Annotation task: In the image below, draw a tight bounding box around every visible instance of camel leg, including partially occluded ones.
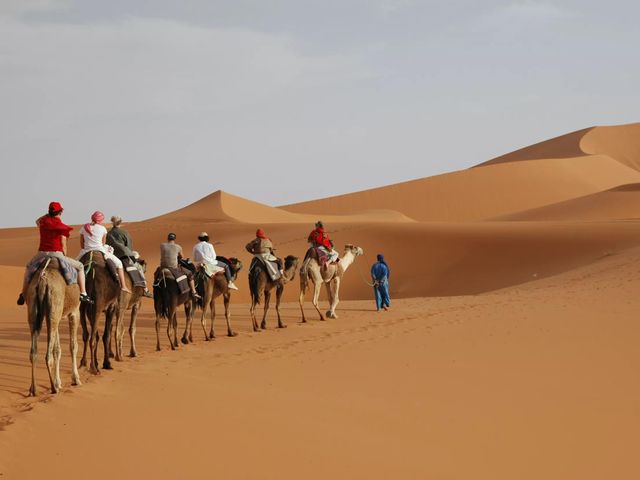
[209,299,216,339]
[328,278,340,319]
[80,304,89,368]
[312,280,325,321]
[102,308,114,370]
[276,286,287,329]
[129,304,139,357]
[115,305,126,362]
[29,330,39,396]
[299,279,307,323]
[68,310,82,386]
[200,299,210,341]
[181,302,192,344]
[89,315,100,375]
[173,311,179,348]
[260,291,271,330]
[28,305,41,396]
[44,315,57,393]
[249,299,259,332]
[324,282,334,319]
[167,310,177,350]
[155,313,162,351]
[224,293,236,337]
[53,327,63,392]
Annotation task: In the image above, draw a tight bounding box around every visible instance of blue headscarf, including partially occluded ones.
[377,253,390,278]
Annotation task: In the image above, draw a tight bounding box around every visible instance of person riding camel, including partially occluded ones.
[106,215,152,297]
[160,233,200,298]
[301,221,339,274]
[77,211,131,293]
[308,221,339,262]
[192,232,239,290]
[17,201,93,305]
[245,228,283,281]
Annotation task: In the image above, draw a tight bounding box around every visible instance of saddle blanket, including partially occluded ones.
[155,267,191,295]
[249,255,281,281]
[25,252,78,286]
[123,258,147,287]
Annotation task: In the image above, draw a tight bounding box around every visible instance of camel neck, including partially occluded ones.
[283,264,297,282]
[339,251,355,272]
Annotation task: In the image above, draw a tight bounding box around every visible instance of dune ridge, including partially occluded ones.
[495,183,640,221]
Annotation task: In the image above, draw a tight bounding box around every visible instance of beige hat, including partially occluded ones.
[199,232,209,238]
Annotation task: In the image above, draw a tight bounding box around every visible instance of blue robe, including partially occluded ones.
[371,261,390,310]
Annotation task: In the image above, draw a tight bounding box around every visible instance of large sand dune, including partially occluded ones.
[2,122,640,479]
[281,124,640,221]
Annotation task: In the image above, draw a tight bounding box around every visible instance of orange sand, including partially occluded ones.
[1,123,639,479]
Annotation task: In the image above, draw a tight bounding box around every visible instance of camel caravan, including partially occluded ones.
[20,204,363,396]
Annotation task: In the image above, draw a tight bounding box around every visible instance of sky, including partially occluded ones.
[1,0,639,227]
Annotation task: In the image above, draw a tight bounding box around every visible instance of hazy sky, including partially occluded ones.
[1,0,639,227]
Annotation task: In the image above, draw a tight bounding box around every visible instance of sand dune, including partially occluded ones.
[580,124,640,171]
[2,122,640,479]
[282,123,640,222]
[154,190,415,224]
[282,154,640,221]
[477,122,640,169]
[497,183,640,221]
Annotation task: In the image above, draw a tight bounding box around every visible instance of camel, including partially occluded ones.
[194,257,243,340]
[249,255,298,331]
[299,244,363,322]
[79,251,121,374]
[26,257,81,396]
[153,268,194,350]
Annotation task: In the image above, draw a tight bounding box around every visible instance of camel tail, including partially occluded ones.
[249,268,261,306]
[33,283,49,334]
[193,272,205,310]
[153,285,171,320]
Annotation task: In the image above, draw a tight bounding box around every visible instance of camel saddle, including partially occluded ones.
[26,254,78,286]
[304,247,337,268]
[249,256,281,282]
[153,266,191,295]
[122,257,147,287]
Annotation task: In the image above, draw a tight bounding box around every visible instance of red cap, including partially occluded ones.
[48,201,63,214]
[256,228,267,239]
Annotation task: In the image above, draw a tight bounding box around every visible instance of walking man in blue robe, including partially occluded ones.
[371,253,391,311]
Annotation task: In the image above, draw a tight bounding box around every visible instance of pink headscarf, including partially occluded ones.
[84,211,105,235]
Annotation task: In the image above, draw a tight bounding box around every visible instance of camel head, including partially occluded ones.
[343,244,364,257]
[284,255,299,281]
[284,255,299,270]
[228,257,243,274]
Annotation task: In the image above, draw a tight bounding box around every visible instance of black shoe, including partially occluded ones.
[16,293,25,306]
[80,293,94,304]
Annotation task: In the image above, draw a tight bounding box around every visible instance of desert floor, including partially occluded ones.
[1,245,639,479]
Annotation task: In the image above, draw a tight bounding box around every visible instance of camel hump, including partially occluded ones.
[79,250,107,267]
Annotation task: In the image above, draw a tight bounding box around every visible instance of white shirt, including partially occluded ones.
[192,241,217,266]
[80,223,108,251]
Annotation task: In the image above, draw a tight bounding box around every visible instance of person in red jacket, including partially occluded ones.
[307,221,333,250]
[304,221,339,270]
[17,202,93,305]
